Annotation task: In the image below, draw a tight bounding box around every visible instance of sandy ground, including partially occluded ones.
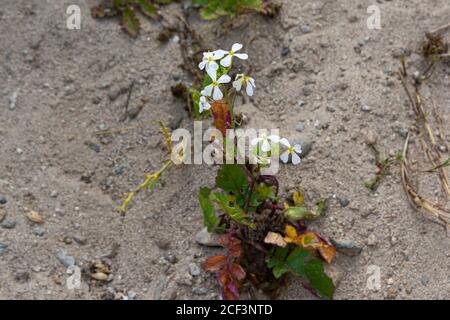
[0,0,449,299]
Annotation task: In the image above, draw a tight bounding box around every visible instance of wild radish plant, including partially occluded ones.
[120,43,337,299]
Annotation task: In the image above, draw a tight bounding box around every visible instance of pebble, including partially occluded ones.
[189,263,201,276]
[300,25,311,34]
[87,142,101,153]
[295,122,305,132]
[392,121,409,138]
[0,195,7,204]
[364,130,378,145]
[56,249,75,268]
[15,271,30,283]
[50,190,59,198]
[338,197,350,207]
[195,228,221,247]
[0,243,8,254]
[192,287,208,295]
[73,235,87,245]
[0,208,6,222]
[330,239,363,256]
[1,219,16,229]
[326,105,336,113]
[367,234,378,246]
[9,89,19,110]
[361,104,371,112]
[164,252,178,264]
[33,226,45,237]
[420,275,429,286]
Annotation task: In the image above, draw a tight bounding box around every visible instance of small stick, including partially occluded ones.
[427,22,450,36]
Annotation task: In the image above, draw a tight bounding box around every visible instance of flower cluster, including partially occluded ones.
[198,43,256,113]
[251,135,302,165]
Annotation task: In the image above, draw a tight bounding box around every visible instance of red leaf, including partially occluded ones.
[211,100,232,137]
[217,270,239,300]
[229,263,246,281]
[203,255,227,272]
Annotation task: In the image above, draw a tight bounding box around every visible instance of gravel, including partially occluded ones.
[0,195,7,204]
[1,219,16,229]
[330,239,363,256]
[56,249,75,268]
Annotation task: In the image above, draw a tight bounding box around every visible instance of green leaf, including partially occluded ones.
[215,164,248,194]
[239,0,263,8]
[284,199,325,221]
[155,0,172,4]
[304,259,335,299]
[198,187,219,232]
[137,0,158,18]
[211,193,254,228]
[199,7,219,20]
[283,207,319,220]
[267,247,334,299]
[121,7,140,37]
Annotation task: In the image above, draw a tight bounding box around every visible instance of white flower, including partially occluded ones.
[251,134,280,152]
[233,73,256,96]
[280,138,302,165]
[201,68,231,101]
[199,96,211,113]
[198,52,219,72]
[214,43,248,68]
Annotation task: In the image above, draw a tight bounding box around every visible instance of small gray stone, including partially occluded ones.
[9,89,19,110]
[0,243,8,254]
[330,239,363,256]
[195,227,221,247]
[0,195,7,204]
[295,122,305,132]
[189,263,201,276]
[127,290,137,300]
[56,249,75,267]
[392,121,409,138]
[338,197,350,207]
[15,271,30,283]
[420,275,429,286]
[326,105,336,113]
[300,25,311,34]
[361,104,371,112]
[50,190,59,198]
[87,142,101,153]
[1,219,16,229]
[33,226,45,237]
[192,286,208,295]
[367,234,378,246]
[73,235,87,245]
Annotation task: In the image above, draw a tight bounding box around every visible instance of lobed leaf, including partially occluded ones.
[198,187,220,232]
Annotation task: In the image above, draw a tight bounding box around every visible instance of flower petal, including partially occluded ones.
[251,137,260,146]
[261,140,271,152]
[268,135,280,143]
[220,54,232,67]
[206,61,219,72]
[293,144,302,154]
[246,83,254,96]
[279,138,291,148]
[234,53,248,60]
[292,153,301,165]
[217,74,231,84]
[202,84,213,97]
[233,80,242,91]
[280,151,289,163]
[213,87,223,100]
[206,68,217,81]
[198,60,206,70]
[232,43,243,52]
[213,49,227,59]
